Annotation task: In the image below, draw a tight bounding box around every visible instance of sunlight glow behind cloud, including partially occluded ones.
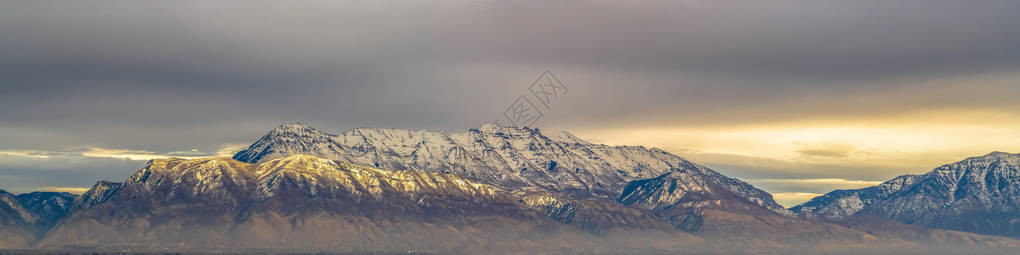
[37,186,91,194]
[570,108,1020,204]
[0,143,249,162]
[751,178,882,186]
[771,192,824,207]
[81,148,199,161]
[0,150,56,159]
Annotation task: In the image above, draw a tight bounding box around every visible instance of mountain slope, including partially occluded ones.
[791,174,919,219]
[792,152,1020,237]
[0,190,35,248]
[619,168,791,231]
[0,151,1013,252]
[39,154,700,253]
[0,190,33,225]
[614,168,917,250]
[232,124,787,214]
[15,192,77,229]
[71,180,122,211]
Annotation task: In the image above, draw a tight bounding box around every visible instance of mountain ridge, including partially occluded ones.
[37,154,706,253]
[792,151,1020,237]
[232,123,789,215]
[0,189,78,249]
[36,153,1017,253]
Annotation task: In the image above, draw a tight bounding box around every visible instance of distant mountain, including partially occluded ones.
[0,189,35,248]
[0,190,77,248]
[233,124,788,215]
[0,190,33,225]
[71,180,121,211]
[39,154,700,253]
[15,192,76,228]
[619,167,791,231]
[613,169,907,248]
[791,175,919,220]
[792,152,1020,237]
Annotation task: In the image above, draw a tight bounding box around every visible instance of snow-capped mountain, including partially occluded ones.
[791,174,919,219]
[72,181,121,211]
[39,154,700,253]
[232,124,787,214]
[618,166,793,231]
[792,152,1020,237]
[38,153,1008,253]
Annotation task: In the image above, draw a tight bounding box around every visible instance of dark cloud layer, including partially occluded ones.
[0,155,142,193]
[2,0,1020,192]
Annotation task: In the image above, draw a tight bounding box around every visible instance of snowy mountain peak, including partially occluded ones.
[73,180,122,210]
[984,151,1015,157]
[618,164,789,218]
[791,174,920,219]
[477,123,529,133]
[232,124,786,216]
[544,130,591,145]
[975,151,1019,162]
[262,123,325,138]
[257,123,314,138]
[477,123,500,132]
[271,123,316,132]
[792,152,1020,237]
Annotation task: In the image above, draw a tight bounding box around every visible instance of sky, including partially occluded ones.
[2,0,1020,207]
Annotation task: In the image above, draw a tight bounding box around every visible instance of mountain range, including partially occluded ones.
[233,124,788,215]
[36,155,707,253]
[0,190,75,248]
[0,123,1017,254]
[792,151,1020,237]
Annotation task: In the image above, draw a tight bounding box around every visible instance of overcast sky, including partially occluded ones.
[2,0,1019,206]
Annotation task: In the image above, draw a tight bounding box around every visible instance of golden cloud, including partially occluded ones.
[37,186,91,194]
[0,150,57,158]
[771,192,823,208]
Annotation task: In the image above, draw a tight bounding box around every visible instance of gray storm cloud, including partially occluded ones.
[1,0,1019,192]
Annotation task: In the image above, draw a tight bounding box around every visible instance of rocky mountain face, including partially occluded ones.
[0,190,35,249]
[791,174,919,219]
[0,190,32,225]
[233,124,787,215]
[0,190,77,248]
[15,192,77,228]
[71,180,122,211]
[619,168,791,231]
[39,154,702,253]
[612,168,910,249]
[792,152,1020,237]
